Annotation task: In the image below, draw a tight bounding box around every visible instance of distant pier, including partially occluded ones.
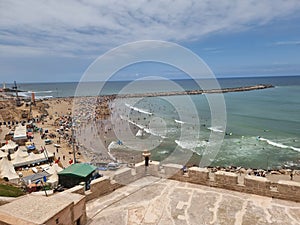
[113,84,274,99]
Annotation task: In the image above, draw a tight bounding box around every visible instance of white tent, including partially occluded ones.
[47,171,59,188]
[46,164,63,188]
[12,151,54,167]
[0,157,19,183]
[47,163,63,175]
[0,151,7,158]
[11,150,30,167]
[11,149,28,160]
[13,125,27,141]
[0,140,18,152]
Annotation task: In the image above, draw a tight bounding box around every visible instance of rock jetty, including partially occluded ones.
[114,84,274,99]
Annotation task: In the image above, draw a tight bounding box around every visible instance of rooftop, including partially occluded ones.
[86,176,300,225]
[58,163,96,178]
[0,192,84,224]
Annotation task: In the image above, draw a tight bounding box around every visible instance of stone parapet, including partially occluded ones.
[148,161,160,177]
[244,175,271,195]
[84,162,300,203]
[275,180,300,202]
[188,167,209,184]
[65,185,85,195]
[86,176,123,201]
[214,171,238,189]
[135,162,147,179]
[113,167,136,185]
[163,164,185,180]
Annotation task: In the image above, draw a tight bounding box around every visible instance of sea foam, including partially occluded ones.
[207,127,224,133]
[175,139,207,150]
[258,137,300,153]
[125,103,153,116]
[175,119,185,124]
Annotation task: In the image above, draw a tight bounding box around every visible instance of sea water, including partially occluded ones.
[17,76,300,169]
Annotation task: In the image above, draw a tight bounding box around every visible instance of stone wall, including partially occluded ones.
[214,171,238,189]
[86,161,160,201]
[84,161,300,203]
[157,163,300,202]
[55,191,87,225]
[188,167,209,185]
[1,161,299,225]
[65,185,85,195]
[86,176,123,201]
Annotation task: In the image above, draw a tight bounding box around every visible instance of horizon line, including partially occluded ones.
[3,74,300,85]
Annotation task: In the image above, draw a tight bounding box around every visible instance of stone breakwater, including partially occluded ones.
[112,84,274,99]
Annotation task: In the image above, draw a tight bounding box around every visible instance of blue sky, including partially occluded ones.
[1,0,300,83]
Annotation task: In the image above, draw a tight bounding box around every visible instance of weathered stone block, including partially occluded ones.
[148,161,160,177]
[188,167,209,184]
[113,167,139,185]
[215,171,238,185]
[163,164,183,179]
[135,162,146,176]
[244,176,271,190]
[277,180,300,195]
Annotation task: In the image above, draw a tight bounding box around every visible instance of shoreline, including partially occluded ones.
[1,83,299,173]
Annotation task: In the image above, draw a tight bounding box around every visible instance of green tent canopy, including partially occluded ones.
[58,163,97,178]
[58,163,97,189]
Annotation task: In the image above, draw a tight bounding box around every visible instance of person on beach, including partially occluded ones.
[290,170,294,180]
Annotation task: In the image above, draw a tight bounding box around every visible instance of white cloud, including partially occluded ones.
[274,41,300,46]
[1,0,300,57]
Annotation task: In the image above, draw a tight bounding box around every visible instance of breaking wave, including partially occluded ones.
[175,119,185,124]
[258,137,300,153]
[120,115,166,139]
[125,103,153,116]
[175,139,208,150]
[207,126,224,133]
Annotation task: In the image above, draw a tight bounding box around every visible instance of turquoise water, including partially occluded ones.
[116,85,300,169]
[16,76,300,169]
[216,85,300,169]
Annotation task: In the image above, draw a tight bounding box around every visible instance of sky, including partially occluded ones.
[1,0,300,83]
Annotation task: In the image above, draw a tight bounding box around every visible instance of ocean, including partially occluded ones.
[16,76,300,169]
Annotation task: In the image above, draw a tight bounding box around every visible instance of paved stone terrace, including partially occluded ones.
[86,176,300,225]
